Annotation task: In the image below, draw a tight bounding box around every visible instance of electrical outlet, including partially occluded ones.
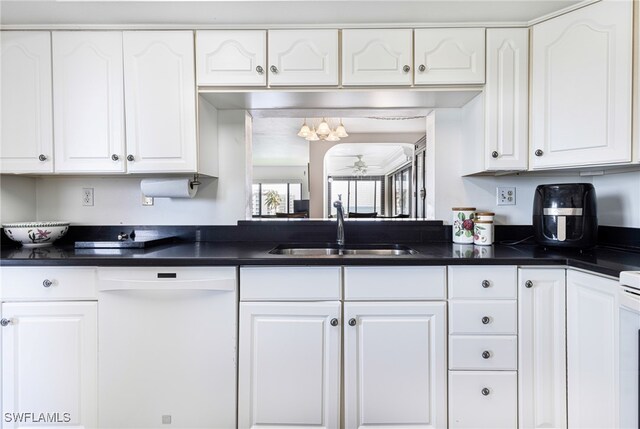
[82,188,94,206]
[497,186,516,205]
[142,194,154,206]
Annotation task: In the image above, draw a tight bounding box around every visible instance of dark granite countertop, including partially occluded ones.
[2,241,639,278]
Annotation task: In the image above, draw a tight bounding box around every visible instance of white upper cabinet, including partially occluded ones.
[342,29,413,86]
[196,30,266,86]
[123,31,197,173]
[531,0,633,169]
[414,28,485,85]
[52,32,125,173]
[268,29,338,86]
[485,28,528,171]
[0,31,53,173]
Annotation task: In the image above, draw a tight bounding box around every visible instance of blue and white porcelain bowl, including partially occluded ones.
[2,221,70,247]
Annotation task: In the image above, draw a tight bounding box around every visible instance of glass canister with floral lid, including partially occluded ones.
[452,207,476,243]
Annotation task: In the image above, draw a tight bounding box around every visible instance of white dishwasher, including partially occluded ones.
[97,267,237,429]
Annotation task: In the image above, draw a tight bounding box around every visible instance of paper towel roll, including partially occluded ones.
[140,178,198,199]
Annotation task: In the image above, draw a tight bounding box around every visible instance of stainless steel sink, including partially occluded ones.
[269,244,418,256]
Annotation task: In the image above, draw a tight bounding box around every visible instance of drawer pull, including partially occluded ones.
[482,350,491,359]
[481,316,491,324]
[0,318,12,327]
[481,280,490,288]
[42,279,53,288]
[330,318,339,327]
[525,280,533,288]
[348,318,357,326]
[481,387,490,396]
[157,273,177,279]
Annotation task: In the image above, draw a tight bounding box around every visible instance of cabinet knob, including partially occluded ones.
[42,279,53,288]
[535,149,544,157]
[481,387,491,396]
[481,316,491,325]
[270,65,278,74]
[481,280,490,288]
[330,318,339,327]
[491,151,499,158]
[38,154,47,162]
[111,154,120,161]
[348,318,357,326]
[403,65,411,73]
[525,280,533,288]
[256,65,264,75]
[127,154,135,162]
[0,318,12,327]
[418,64,426,72]
[482,350,491,359]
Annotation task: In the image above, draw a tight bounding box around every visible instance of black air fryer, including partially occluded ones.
[533,184,598,248]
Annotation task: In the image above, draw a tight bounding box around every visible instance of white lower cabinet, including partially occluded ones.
[238,301,341,429]
[344,302,447,429]
[1,301,98,429]
[518,268,567,429]
[448,371,517,428]
[567,270,619,429]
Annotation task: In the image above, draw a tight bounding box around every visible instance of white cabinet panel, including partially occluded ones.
[485,28,528,171]
[449,371,517,429]
[268,29,338,86]
[1,302,97,429]
[240,266,341,301]
[414,28,485,85]
[342,29,413,86]
[567,270,618,429]
[449,335,517,370]
[449,300,517,335]
[238,302,341,429]
[196,30,266,86]
[0,31,53,173]
[344,266,446,300]
[344,302,446,428]
[52,32,125,173]
[2,266,97,301]
[448,266,517,299]
[123,31,197,173]
[518,268,567,429]
[531,0,632,169]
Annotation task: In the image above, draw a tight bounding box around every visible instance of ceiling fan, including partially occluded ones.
[335,155,380,175]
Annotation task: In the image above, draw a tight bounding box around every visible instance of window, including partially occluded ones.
[252,183,303,217]
[327,176,384,217]
[390,165,411,216]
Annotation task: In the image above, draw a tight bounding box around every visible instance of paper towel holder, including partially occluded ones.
[190,174,201,188]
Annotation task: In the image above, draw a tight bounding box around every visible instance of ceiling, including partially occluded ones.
[0,0,586,27]
[252,116,425,167]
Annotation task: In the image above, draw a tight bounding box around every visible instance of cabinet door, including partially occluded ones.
[531,0,632,169]
[342,29,413,86]
[485,28,528,171]
[53,32,125,173]
[414,28,485,85]
[123,31,197,173]
[1,302,97,428]
[567,270,619,429]
[344,302,446,429]
[518,268,567,429]
[238,302,341,429]
[268,30,338,86]
[196,30,266,86]
[0,31,53,173]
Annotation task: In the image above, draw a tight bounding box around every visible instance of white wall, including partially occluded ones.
[31,110,248,226]
[593,171,640,228]
[0,175,37,223]
[253,165,309,199]
[433,109,592,225]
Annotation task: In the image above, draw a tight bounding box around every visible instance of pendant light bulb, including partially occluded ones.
[305,127,320,141]
[297,119,311,137]
[335,119,348,138]
[317,118,331,136]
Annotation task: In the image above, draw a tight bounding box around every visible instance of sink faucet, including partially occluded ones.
[333,198,345,247]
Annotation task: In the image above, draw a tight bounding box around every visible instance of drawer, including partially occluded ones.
[1,267,97,300]
[344,266,446,300]
[449,335,517,370]
[449,371,517,428]
[240,266,341,301]
[449,300,517,335]
[448,266,517,299]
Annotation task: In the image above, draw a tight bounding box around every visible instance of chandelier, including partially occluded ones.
[297,118,348,142]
